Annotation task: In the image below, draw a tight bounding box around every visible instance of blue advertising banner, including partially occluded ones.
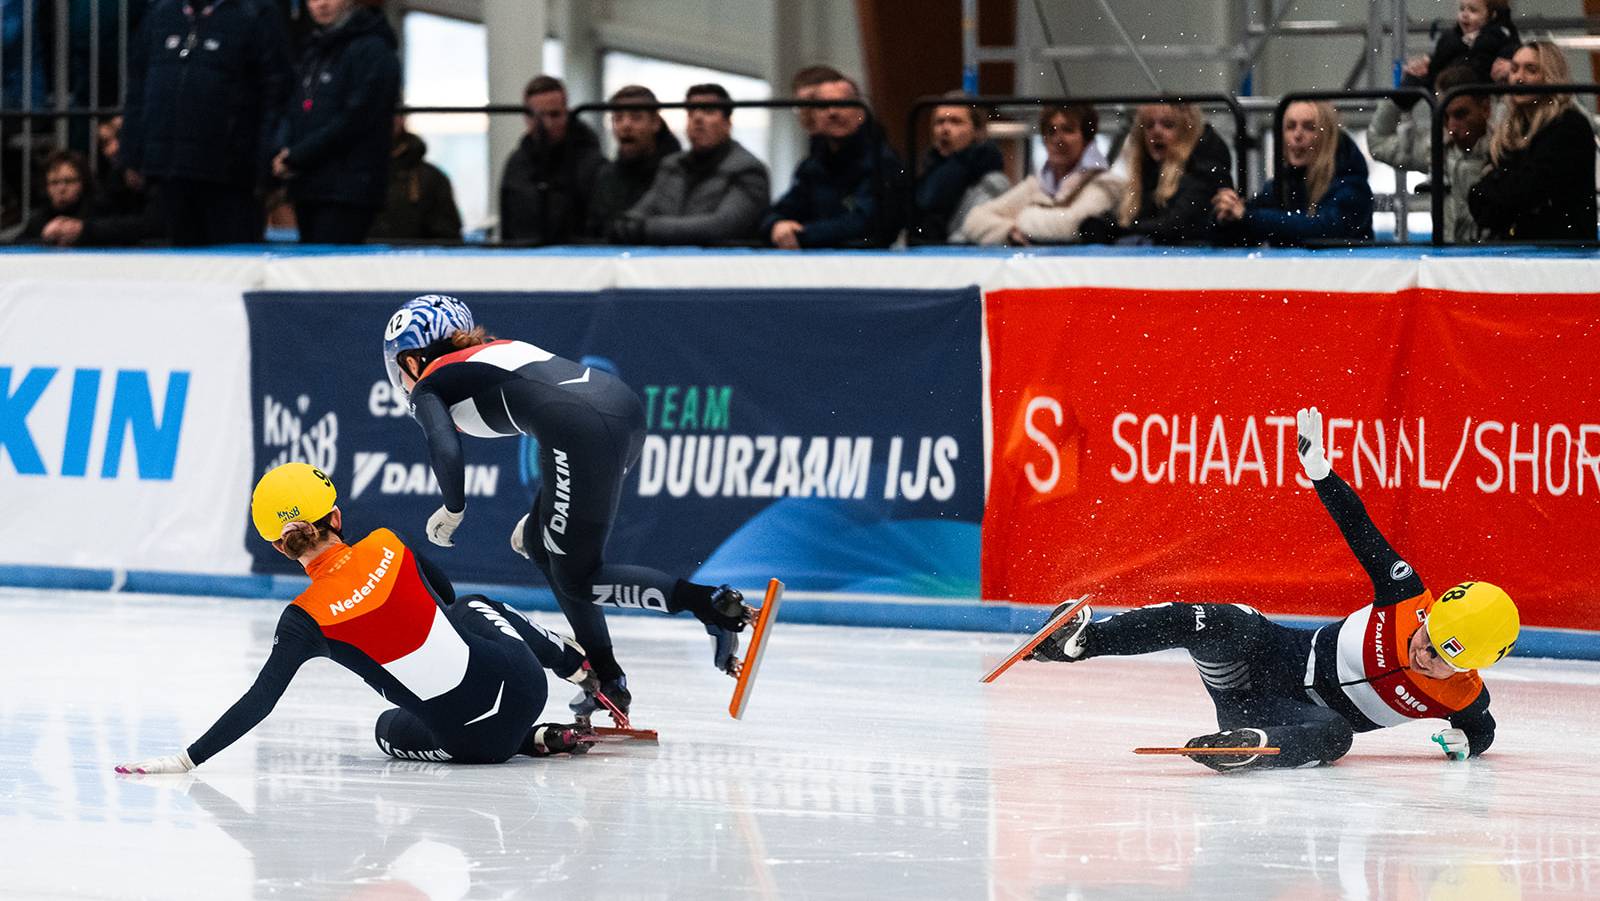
[244,288,983,597]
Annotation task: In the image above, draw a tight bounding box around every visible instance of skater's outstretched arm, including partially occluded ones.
[1297,407,1425,606]
[1443,688,1496,757]
[411,389,468,546]
[116,607,327,773]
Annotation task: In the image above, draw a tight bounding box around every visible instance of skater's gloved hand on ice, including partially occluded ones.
[426,505,465,547]
[114,750,194,775]
[1432,728,1470,761]
[1295,406,1332,481]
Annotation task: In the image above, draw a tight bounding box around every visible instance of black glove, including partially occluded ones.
[527,723,596,756]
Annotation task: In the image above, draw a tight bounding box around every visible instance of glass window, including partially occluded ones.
[403,12,562,238]
[598,50,771,168]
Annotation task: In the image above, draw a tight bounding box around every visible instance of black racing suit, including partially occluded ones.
[185,530,581,765]
[1074,471,1495,768]
[408,338,715,682]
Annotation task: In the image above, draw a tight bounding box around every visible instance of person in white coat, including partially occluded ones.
[959,103,1125,245]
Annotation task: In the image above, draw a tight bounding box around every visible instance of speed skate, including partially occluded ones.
[729,579,785,719]
[981,595,1091,683]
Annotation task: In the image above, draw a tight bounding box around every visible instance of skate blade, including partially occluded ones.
[980,595,1091,683]
[1133,746,1281,756]
[728,579,784,720]
[590,726,660,743]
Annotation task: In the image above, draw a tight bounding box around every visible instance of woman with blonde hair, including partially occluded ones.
[1468,41,1597,240]
[1079,103,1233,245]
[1212,100,1373,245]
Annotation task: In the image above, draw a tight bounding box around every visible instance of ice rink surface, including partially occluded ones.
[3,589,1598,900]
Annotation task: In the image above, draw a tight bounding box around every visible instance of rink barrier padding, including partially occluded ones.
[4,247,1600,660]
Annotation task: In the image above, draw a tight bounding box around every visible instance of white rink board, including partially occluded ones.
[0,279,253,574]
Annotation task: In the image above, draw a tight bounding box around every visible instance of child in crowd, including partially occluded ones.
[1403,0,1519,91]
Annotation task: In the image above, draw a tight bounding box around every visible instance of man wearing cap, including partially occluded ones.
[1024,406,1517,772]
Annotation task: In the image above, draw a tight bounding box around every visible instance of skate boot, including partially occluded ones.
[1184,728,1272,772]
[703,584,754,677]
[1026,601,1094,662]
[569,675,631,728]
[523,723,598,757]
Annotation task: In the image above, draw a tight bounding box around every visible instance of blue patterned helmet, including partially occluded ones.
[383,295,475,391]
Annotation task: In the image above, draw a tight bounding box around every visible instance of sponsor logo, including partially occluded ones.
[1391,560,1413,581]
[262,393,337,475]
[1193,606,1207,631]
[542,525,566,556]
[1441,636,1465,659]
[592,584,669,613]
[548,448,572,535]
[350,451,499,500]
[1373,610,1389,670]
[328,547,396,617]
[1,366,189,480]
[1392,683,1429,713]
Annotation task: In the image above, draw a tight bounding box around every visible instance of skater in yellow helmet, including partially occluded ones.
[1027,407,1517,772]
[114,463,598,774]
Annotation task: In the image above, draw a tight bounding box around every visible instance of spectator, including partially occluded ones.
[586,85,682,238]
[370,116,463,242]
[13,149,150,247]
[1402,0,1519,96]
[120,0,294,245]
[762,75,906,249]
[1369,64,1493,243]
[1211,101,1373,246]
[273,0,400,244]
[609,83,770,245]
[791,64,846,138]
[93,115,164,243]
[500,74,603,245]
[910,93,1008,243]
[959,103,1123,245]
[1468,41,1597,241]
[1080,103,1233,245]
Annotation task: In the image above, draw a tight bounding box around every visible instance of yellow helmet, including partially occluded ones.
[1428,581,1519,670]
[250,463,337,542]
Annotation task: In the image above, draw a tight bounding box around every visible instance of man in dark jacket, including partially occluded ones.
[586,85,681,239]
[910,95,1007,243]
[120,0,293,245]
[763,75,907,249]
[272,0,399,244]
[610,83,771,245]
[500,75,603,245]
[370,117,463,242]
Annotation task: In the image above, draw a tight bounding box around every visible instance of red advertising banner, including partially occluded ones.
[984,287,1600,630]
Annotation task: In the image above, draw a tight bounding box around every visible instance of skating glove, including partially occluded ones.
[1432,728,1469,761]
[1295,406,1332,481]
[115,750,195,774]
[426,505,465,547]
[510,513,530,559]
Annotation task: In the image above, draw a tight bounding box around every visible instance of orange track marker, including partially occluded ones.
[728,579,784,719]
[980,595,1091,683]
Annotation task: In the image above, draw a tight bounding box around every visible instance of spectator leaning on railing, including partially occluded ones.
[1468,40,1598,242]
[959,103,1123,246]
[762,75,907,249]
[1368,64,1492,244]
[120,0,294,245]
[370,116,463,242]
[587,85,682,239]
[910,92,1008,244]
[500,75,603,245]
[1212,100,1373,246]
[1079,102,1233,246]
[609,83,771,245]
[273,0,400,244]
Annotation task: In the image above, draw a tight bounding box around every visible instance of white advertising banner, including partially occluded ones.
[0,279,253,574]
